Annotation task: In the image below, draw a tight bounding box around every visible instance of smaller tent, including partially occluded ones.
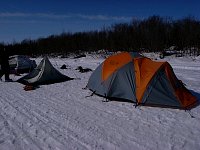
[17,56,73,85]
[9,55,37,73]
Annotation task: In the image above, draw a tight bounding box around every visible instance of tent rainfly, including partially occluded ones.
[17,56,73,85]
[87,52,197,109]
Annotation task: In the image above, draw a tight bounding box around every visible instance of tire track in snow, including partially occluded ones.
[5,86,92,149]
[11,88,120,149]
[0,92,90,150]
[0,99,43,150]
[6,85,142,149]
[19,86,165,150]
[39,87,178,150]
[1,81,187,150]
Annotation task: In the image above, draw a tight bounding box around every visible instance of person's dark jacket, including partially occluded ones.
[0,49,10,71]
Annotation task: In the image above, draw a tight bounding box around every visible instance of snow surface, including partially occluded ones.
[0,54,200,150]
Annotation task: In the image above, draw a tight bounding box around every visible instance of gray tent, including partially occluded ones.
[17,56,73,85]
[9,55,37,73]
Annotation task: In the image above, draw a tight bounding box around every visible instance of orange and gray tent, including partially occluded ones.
[87,52,197,109]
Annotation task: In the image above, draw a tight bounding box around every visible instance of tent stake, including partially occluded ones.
[186,110,195,118]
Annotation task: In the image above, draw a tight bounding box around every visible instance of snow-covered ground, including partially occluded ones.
[0,53,200,150]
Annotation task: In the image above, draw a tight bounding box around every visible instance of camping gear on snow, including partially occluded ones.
[76,66,92,73]
[9,55,37,74]
[17,56,73,85]
[60,64,67,69]
[87,52,197,109]
[23,85,39,91]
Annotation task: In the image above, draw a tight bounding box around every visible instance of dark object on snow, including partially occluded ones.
[76,66,92,73]
[23,85,39,91]
[60,64,67,69]
[159,53,165,59]
[74,54,86,59]
[0,48,11,81]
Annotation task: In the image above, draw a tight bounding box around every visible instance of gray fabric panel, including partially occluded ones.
[35,57,71,84]
[87,62,137,102]
[17,57,44,84]
[106,62,137,102]
[17,69,40,84]
[142,69,180,107]
[17,66,42,84]
[87,63,106,95]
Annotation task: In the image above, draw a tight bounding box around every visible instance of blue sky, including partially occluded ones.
[0,0,199,43]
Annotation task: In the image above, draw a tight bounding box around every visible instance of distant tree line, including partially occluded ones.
[2,15,200,56]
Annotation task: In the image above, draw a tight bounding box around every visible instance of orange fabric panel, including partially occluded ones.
[102,52,132,81]
[175,88,197,108]
[164,63,197,108]
[134,58,165,103]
